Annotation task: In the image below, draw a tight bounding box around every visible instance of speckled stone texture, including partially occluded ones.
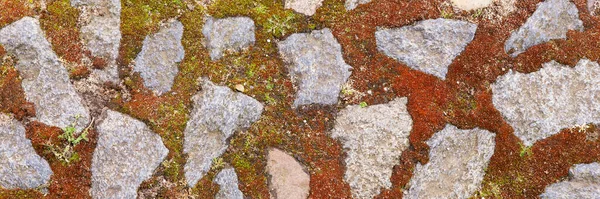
[0,114,52,190]
[451,0,493,10]
[330,98,412,199]
[375,18,477,79]
[345,0,371,10]
[541,162,600,198]
[492,59,600,146]
[504,0,583,57]
[278,28,352,108]
[404,125,495,199]
[266,148,310,199]
[202,16,255,60]
[214,167,244,199]
[0,17,90,132]
[184,79,263,187]
[285,0,324,16]
[133,20,184,95]
[91,109,168,199]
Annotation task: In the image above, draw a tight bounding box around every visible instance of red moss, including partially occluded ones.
[40,0,83,65]
[70,65,91,80]
[0,61,35,119]
[0,0,34,28]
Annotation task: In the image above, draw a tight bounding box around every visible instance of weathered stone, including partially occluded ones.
[266,148,310,199]
[330,98,412,199]
[492,59,600,146]
[345,0,371,10]
[504,0,583,57]
[0,17,90,132]
[214,167,244,199]
[590,0,600,16]
[541,162,600,198]
[285,0,324,16]
[91,109,168,199]
[133,20,184,95]
[202,17,255,61]
[0,114,52,190]
[451,0,493,10]
[278,28,352,107]
[404,125,495,199]
[376,18,477,79]
[184,79,263,187]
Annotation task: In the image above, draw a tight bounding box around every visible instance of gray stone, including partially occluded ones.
[184,79,263,187]
[133,20,184,95]
[541,162,600,199]
[504,0,583,57]
[285,0,324,16]
[492,59,600,146]
[375,18,477,79]
[0,114,52,190]
[91,109,168,199]
[266,148,310,199]
[202,17,255,61]
[404,124,495,199]
[214,167,244,199]
[0,17,90,132]
[330,98,412,199]
[345,0,371,10]
[278,28,352,107]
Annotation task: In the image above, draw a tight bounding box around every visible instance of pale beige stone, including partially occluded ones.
[451,0,493,11]
[267,148,310,199]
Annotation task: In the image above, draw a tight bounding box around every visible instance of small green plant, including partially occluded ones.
[264,13,295,37]
[519,143,533,157]
[45,115,92,165]
[440,9,454,19]
[359,101,368,108]
[253,3,268,14]
[472,9,483,18]
[211,157,225,170]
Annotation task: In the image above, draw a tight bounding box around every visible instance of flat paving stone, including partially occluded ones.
[492,59,600,146]
[0,17,90,132]
[184,79,263,187]
[376,18,477,79]
[404,124,495,199]
[504,0,583,57]
[202,16,255,61]
[278,28,352,108]
[541,162,600,198]
[0,114,52,190]
[330,98,412,199]
[214,167,244,199]
[91,109,168,199]
[133,20,184,96]
[266,148,310,199]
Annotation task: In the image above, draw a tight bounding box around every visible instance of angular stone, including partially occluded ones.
[0,114,52,190]
[214,167,244,199]
[285,0,324,16]
[504,0,583,57]
[133,20,184,95]
[0,17,90,132]
[266,148,310,199]
[278,28,352,107]
[184,79,263,187]
[404,125,495,199]
[202,17,255,61]
[492,59,600,146]
[91,109,168,199]
[541,162,600,198]
[451,0,493,11]
[345,0,371,10]
[331,98,412,199]
[376,18,477,79]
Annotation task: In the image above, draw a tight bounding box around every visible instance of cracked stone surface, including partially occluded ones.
[266,148,310,199]
[345,0,371,10]
[133,20,184,95]
[541,162,600,198]
[375,18,477,79]
[492,59,600,146]
[91,109,168,199]
[404,124,496,199]
[504,0,583,57]
[0,17,91,132]
[278,28,352,108]
[214,167,244,199]
[330,98,412,199]
[184,79,264,187]
[285,0,324,16]
[0,114,52,190]
[202,16,255,61]
[71,0,121,82]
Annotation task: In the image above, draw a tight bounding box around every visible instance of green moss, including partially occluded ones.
[40,0,82,63]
